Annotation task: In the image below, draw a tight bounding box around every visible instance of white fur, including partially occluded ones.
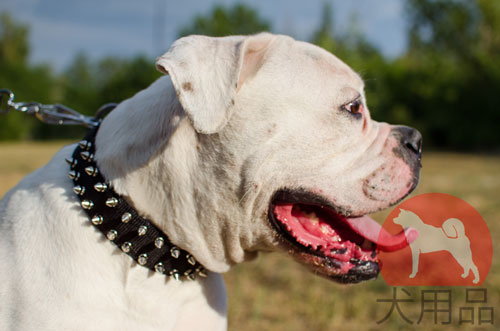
[0,33,417,330]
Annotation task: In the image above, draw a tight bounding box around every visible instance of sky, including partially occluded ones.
[0,0,408,71]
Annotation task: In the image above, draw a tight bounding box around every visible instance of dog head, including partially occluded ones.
[98,33,421,284]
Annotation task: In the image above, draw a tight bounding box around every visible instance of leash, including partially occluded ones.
[0,88,116,127]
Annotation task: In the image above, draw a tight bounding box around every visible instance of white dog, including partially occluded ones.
[0,33,421,330]
[393,209,479,283]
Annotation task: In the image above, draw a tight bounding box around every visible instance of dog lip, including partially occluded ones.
[343,261,379,283]
[270,188,349,215]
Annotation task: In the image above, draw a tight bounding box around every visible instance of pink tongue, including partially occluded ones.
[343,215,418,252]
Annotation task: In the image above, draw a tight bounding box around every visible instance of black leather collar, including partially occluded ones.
[67,125,207,281]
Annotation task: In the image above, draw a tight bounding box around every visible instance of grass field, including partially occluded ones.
[1,141,499,330]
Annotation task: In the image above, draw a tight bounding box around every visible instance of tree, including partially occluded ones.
[0,12,54,140]
[178,4,271,37]
[400,0,500,149]
[0,12,29,66]
[311,2,336,53]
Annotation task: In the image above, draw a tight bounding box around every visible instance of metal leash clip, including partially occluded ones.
[0,88,116,127]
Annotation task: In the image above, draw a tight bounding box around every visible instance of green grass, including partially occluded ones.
[1,142,499,330]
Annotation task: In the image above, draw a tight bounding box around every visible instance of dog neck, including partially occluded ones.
[93,77,258,273]
[69,122,209,280]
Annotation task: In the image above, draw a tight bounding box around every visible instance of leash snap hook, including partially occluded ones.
[0,89,15,114]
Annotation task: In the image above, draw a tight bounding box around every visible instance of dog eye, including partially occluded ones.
[342,99,363,116]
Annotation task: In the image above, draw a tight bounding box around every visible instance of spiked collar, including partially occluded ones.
[67,125,207,281]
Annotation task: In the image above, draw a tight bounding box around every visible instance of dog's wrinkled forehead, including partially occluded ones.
[259,40,370,129]
[301,42,364,84]
[297,41,365,92]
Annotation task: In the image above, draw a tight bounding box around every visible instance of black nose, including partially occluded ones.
[393,126,422,159]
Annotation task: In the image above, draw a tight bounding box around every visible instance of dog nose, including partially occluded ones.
[393,126,422,159]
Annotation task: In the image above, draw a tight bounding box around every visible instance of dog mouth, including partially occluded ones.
[268,189,417,284]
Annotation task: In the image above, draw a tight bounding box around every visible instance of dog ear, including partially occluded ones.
[156,33,274,134]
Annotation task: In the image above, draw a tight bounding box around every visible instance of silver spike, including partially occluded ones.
[122,212,132,223]
[121,242,132,253]
[106,230,118,241]
[186,272,196,281]
[197,268,208,278]
[186,254,196,266]
[79,140,92,150]
[138,254,148,266]
[105,197,118,207]
[154,262,165,274]
[68,170,80,180]
[137,225,147,236]
[170,269,180,281]
[73,185,85,196]
[170,247,180,258]
[91,215,103,225]
[154,237,164,249]
[81,200,94,210]
[84,166,98,176]
[80,151,93,161]
[65,158,77,168]
[94,182,108,192]
[121,212,132,223]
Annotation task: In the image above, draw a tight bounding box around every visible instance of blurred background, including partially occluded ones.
[0,0,499,330]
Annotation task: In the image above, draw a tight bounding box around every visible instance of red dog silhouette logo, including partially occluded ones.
[378,193,492,286]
